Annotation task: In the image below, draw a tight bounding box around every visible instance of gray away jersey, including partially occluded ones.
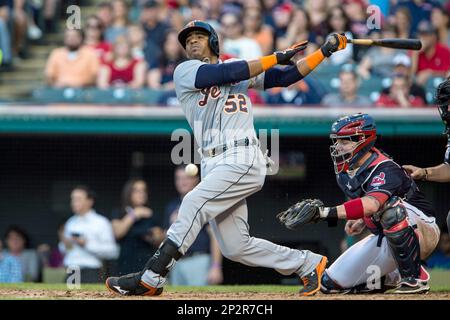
[174,59,265,151]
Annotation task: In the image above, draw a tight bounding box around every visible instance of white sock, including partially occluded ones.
[141,269,167,288]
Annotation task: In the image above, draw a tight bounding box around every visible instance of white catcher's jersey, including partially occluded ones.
[173,59,265,151]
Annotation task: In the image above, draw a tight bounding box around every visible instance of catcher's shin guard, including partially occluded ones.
[380,199,421,280]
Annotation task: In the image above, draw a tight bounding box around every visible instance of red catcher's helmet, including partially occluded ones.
[330,113,377,174]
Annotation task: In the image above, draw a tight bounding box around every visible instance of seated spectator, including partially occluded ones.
[4,225,40,282]
[343,0,370,40]
[96,1,113,31]
[111,179,164,276]
[164,166,223,286]
[128,24,145,60]
[243,7,274,55]
[221,12,262,60]
[45,29,99,88]
[61,185,118,283]
[412,20,450,86]
[37,221,65,269]
[376,73,425,108]
[189,1,208,22]
[393,7,412,39]
[147,29,185,90]
[97,36,147,89]
[11,0,28,59]
[431,6,450,46]
[104,0,129,44]
[358,24,403,79]
[305,0,329,40]
[321,66,372,107]
[276,7,319,57]
[84,15,112,63]
[141,0,170,67]
[266,76,326,106]
[0,0,12,69]
[271,2,293,41]
[0,240,23,283]
[389,0,437,36]
[427,231,450,269]
[324,6,354,66]
[380,54,428,104]
[203,0,223,22]
[42,0,60,34]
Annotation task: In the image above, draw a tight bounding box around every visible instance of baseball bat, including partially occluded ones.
[347,38,422,50]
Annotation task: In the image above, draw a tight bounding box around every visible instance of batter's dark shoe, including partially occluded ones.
[300,256,328,296]
[106,272,163,296]
[392,266,430,294]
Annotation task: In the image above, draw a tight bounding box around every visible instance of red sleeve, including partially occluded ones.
[410,96,425,107]
[365,191,389,207]
[436,45,450,71]
[375,94,396,107]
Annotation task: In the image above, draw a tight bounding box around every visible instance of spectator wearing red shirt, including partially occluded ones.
[97,36,147,89]
[376,74,425,108]
[84,15,112,63]
[412,20,450,85]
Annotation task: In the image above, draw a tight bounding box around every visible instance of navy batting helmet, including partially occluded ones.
[330,113,377,174]
[178,20,220,57]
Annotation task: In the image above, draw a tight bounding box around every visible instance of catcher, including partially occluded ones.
[278,113,440,294]
[403,77,450,235]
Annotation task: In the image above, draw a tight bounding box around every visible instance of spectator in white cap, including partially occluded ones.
[380,54,427,104]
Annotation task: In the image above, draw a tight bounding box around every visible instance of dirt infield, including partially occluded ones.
[1,288,449,300]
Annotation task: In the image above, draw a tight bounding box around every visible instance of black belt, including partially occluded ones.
[202,137,258,157]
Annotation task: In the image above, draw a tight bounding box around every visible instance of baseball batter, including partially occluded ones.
[106,20,347,296]
[403,77,450,235]
[278,113,440,294]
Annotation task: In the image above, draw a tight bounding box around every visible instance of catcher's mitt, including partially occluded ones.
[276,199,324,230]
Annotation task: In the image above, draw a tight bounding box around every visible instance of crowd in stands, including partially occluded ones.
[0,0,450,106]
[0,165,224,284]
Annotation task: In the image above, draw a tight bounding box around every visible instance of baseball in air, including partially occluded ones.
[185,164,198,176]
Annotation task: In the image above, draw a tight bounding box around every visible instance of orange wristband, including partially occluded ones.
[305,49,325,70]
[260,54,277,71]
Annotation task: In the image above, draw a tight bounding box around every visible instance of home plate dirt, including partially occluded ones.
[1,288,449,300]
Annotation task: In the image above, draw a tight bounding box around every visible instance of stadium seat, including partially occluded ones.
[132,89,164,105]
[32,87,85,103]
[83,88,135,104]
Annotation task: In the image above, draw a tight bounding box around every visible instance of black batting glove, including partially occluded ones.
[275,40,308,65]
[321,33,347,57]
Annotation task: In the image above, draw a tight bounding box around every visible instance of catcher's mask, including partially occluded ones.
[330,113,377,174]
[436,77,450,133]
